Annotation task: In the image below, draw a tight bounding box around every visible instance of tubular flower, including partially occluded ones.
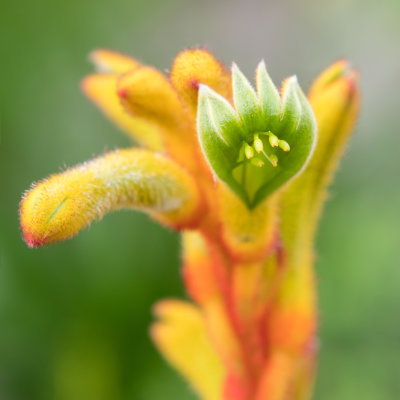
[20,49,360,400]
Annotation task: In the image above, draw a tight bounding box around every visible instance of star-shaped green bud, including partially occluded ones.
[197,61,317,209]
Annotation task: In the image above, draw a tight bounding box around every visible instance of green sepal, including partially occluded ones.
[197,85,248,203]
[253,81,317,205]
[256,61,281,130]
[232,63,261,135]
[279,76,302,137]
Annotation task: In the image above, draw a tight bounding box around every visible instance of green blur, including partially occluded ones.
[1,0,399,399]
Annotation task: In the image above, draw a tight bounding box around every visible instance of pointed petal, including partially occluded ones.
[279,76,302,136]
[232,63,261,133]
[197,85,247,202]
[256,61,281,130]
[151,300,225,400]
[198,85,243,147]
[170,48,232,116]
[253,79,317,207]
[20,149,202,247]
[89,49,139,74]
[82,74,164,151]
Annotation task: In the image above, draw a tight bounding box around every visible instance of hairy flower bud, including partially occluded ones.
[20,149,201,247]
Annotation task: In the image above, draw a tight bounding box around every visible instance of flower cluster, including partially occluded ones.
[20,49,359,400]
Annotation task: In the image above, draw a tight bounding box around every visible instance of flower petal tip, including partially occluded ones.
[21,230,46,248]
[117,87,127,98]
[189,78,200,91]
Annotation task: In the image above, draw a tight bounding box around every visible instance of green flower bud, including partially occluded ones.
[197,61,317,209]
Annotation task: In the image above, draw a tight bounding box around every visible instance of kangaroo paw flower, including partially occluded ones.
[20,48,361,400]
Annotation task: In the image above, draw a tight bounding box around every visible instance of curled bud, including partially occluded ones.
[20,149,201,247]
[197,61,317,208]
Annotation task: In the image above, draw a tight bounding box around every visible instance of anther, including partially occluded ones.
[262,150,279,167]
[253,134,264,153]
[269,154,278,167]
[250,158,264,167]
[244,143,254,159]
[278,140,290,152]
[268,132,279,148]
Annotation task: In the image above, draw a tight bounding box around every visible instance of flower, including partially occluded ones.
[197,62,316,208]
[19,49,359,400]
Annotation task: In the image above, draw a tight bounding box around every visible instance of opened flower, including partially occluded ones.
[20,49,359,400]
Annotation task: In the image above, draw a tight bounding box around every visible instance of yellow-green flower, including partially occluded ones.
[20,49,359,400]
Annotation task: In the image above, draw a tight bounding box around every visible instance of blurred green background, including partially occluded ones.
[1,0,400,399]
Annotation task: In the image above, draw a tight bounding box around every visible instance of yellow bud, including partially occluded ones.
[20,149,201,247]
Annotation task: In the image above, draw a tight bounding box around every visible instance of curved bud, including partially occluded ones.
[280,60,360,257]
[20,149,201,247]
[89,48,139,75]
[197,63,317,208]
[170,48,232,116]
[82,49,165,151]
[82,74,164,151]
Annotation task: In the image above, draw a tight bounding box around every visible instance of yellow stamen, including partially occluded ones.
[270,154,278,167]
[268,132,279,147]
[250,157,264,167]
[253,134,264,153]
[278,140,290,152]
[262,150,278,167]
[244,143,255,159]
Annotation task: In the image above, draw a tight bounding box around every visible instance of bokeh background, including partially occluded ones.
[1,0,400,399]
